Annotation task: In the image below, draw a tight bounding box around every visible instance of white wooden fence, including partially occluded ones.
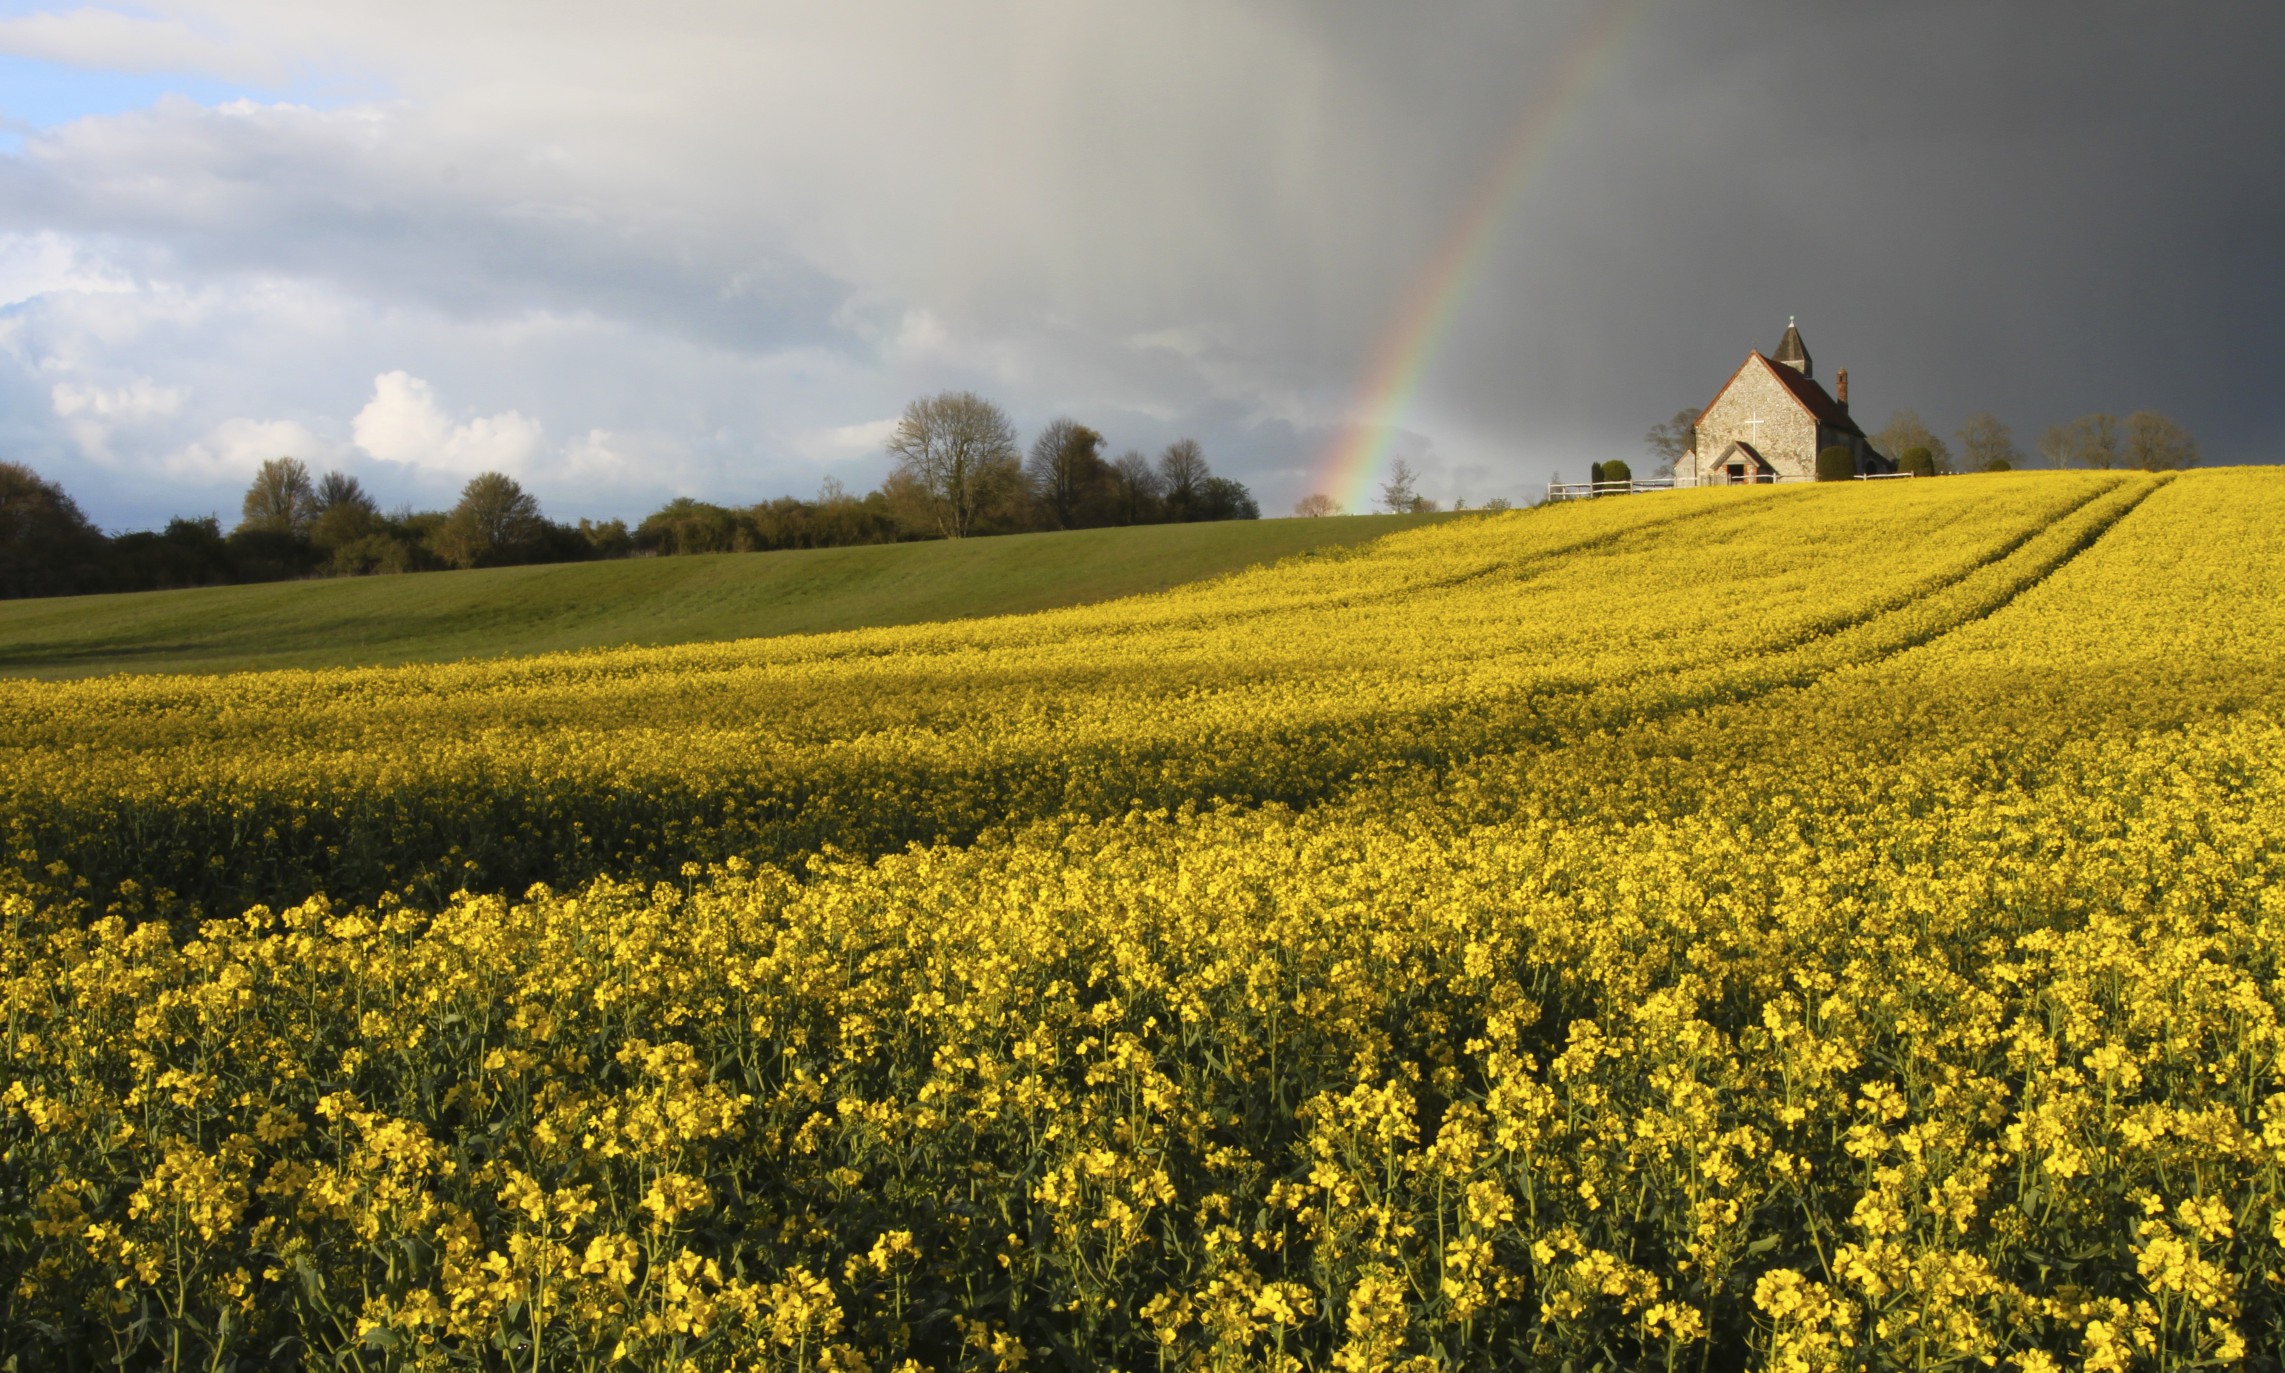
[1544,471,1923,502]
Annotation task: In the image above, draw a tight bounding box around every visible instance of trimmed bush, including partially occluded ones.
[1816,445,1857,483]
[1899,446,1937,478]
[1602,459,1632,485]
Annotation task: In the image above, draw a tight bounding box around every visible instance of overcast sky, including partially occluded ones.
[2,0,2279,528]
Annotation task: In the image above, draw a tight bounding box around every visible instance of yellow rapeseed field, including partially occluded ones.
[5,469,2284,1370]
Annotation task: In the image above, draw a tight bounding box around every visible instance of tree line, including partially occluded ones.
[1869,408,2199,476]
[1641,405,2202,477]
[0,457,643,600]
[0,391,1257,600]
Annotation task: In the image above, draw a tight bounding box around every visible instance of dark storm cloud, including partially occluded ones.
[0,0,2277,525]
[1417,2,2285,468]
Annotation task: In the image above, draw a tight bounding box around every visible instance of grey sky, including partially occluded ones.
[1,0,2277,527]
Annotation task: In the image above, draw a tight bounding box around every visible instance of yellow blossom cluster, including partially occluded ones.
[4,468,2285,1369]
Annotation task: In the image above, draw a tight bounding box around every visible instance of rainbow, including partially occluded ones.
[1311,0,1647,512]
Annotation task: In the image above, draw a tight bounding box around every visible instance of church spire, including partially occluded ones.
[1773,316,1812,377]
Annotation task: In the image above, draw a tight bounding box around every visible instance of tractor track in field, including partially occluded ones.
[1616,472,2168,729]
[1427,474,2141,722]
[1107,477,2163,813]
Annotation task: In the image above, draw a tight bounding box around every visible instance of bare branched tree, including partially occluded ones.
[1956,412,2023,472]
[1643,407,1700,478]
[884,392,1023,538]
[2037,413,2123,469]
[2124,410,2199,471]
[1377,459,1419,514]
[315,471,377,516]
[1293,493,1342,518]
[1872,411,1955,475]
[1157,439,1210,520]
[1108,451,1162,525]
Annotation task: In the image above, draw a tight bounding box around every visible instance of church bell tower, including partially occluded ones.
[1773,316,1812,378]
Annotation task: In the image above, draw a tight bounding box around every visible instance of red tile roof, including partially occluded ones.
[1757,352,1867,438]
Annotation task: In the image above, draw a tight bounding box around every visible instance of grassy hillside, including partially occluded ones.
[0,512,1450,678]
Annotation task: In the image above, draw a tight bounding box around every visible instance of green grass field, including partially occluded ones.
[0,513,1453,678]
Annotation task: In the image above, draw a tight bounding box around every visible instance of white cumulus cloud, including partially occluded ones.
[50,376,186,419]
[804,416,899,462]
[0,232,137,309]
[165,415,343,480]
[350,370,543,477]
[47,375,189,463]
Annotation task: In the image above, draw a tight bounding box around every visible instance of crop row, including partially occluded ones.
[2,475,2128,913]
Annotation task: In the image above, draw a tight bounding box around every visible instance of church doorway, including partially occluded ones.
[1712,440,1776,485]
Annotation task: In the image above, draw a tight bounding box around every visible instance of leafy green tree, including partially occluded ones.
[1198,476,1260,521]
[238,457,319,537]
[108,515,246,591]
[578,518,634,559]
[635,498,751,555]
[885,392,1023,539]
[310,471,382,549]
[799,487,904,550]
[0,461,109,598]
[433,471,546,569]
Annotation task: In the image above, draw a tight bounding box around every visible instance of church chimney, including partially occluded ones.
[1836,368,1850,413]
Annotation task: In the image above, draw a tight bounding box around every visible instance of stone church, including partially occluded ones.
[1674,320,1890,484]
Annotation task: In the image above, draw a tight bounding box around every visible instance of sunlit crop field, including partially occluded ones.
[7,469,2285,1370]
